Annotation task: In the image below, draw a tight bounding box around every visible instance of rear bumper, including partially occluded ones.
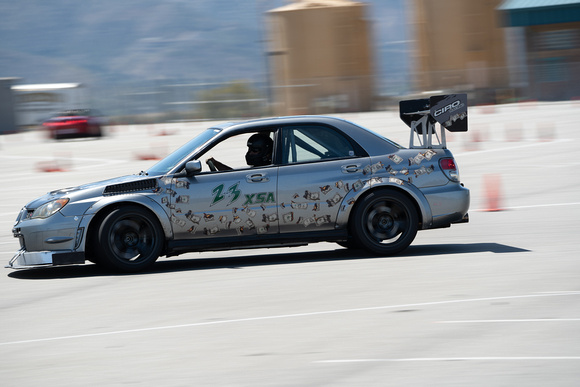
[7,249,85,269]
[453,212,469,224]
[423,183,470,229]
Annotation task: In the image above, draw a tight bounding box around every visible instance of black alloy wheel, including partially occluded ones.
[95,206,163,272]
[351,190,418,255]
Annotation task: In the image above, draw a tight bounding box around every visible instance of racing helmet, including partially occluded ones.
[245,133,273,167]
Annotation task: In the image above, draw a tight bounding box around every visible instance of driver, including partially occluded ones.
[206,133,273,171]
[245,133,273,167]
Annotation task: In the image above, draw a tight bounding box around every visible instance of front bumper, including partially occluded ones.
[10,206,91,269]
[7,249,85,269]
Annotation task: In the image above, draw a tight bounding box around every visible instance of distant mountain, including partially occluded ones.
[0,0,410,93]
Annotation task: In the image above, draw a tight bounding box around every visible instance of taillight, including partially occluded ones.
[44,119,88,126]
[440,157,459,182]
[64,119,88,126]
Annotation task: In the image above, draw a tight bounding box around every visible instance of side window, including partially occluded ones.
[281,125,356,164]
[201,131,274,172]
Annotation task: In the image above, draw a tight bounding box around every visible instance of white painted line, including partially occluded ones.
[315,357,580,363]
[438,319,580,323]
[502,202,580,210]
[0,155,127,163]
[473,202,580,212]
[1,291,579,347]
[454,138,570,157]
[539,291,580,294]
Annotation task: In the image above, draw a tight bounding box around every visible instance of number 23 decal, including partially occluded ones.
[211,182,275,207]
[211,182,241,206]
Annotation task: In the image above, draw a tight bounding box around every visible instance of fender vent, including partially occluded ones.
[103,179,158,196]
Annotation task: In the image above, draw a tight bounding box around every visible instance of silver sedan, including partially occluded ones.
[9,94,470,272]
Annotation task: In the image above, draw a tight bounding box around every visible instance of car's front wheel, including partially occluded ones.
[351,190,418,256]
[95,206,163,272]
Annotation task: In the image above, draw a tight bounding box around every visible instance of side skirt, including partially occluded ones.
[165,230,348,257]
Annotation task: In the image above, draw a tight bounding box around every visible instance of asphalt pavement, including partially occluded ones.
[1,102,579,386]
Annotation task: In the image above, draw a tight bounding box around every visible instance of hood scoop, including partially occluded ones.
[103,178,158,196]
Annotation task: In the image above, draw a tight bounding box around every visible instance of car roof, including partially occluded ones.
[211,115,352,129]
[210,115,402,155]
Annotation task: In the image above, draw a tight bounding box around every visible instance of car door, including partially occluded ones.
[276,124,370,233]
[168,166,278,240]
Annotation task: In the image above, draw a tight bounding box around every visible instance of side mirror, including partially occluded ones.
[185,160,202,175]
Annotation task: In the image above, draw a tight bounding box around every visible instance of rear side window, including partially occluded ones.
[281,125,358,164]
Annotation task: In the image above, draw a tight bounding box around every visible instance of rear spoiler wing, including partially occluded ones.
[399,94,467,149]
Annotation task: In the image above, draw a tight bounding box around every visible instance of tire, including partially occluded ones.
[94,125,103,138]
[95,206,163,272]
[351,190,418,256]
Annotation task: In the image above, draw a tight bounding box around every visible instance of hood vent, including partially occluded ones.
[103,178,158,196]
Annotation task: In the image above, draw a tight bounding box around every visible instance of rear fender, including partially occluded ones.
[335,179,433,230]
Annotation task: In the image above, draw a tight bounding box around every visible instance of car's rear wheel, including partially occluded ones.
[95,206,163,272]
[351,190,418,256]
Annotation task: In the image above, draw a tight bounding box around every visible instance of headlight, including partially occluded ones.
[30,198,70,219]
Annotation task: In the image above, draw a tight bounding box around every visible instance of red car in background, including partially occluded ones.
[43,109,104,140]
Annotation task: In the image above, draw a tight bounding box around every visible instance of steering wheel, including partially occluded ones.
[206,158,217,172]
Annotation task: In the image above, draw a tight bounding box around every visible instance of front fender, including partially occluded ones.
[79,194,173,241]
[335,178,433,230]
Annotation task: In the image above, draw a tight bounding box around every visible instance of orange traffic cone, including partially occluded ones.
[36,154,71,173]
[506,122,523,142]
[482,174,503,212]
[537,122,555,142]
[135,142,167,161]
[36,160,67,172]
[465,130,481,151]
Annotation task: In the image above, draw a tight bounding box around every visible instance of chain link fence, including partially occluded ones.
[89,62,580,125]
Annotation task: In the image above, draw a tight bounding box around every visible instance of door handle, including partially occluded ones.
[341,164,361,173]
[247,173,269,183]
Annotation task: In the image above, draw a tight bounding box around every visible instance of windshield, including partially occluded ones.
[146,128,220,175]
